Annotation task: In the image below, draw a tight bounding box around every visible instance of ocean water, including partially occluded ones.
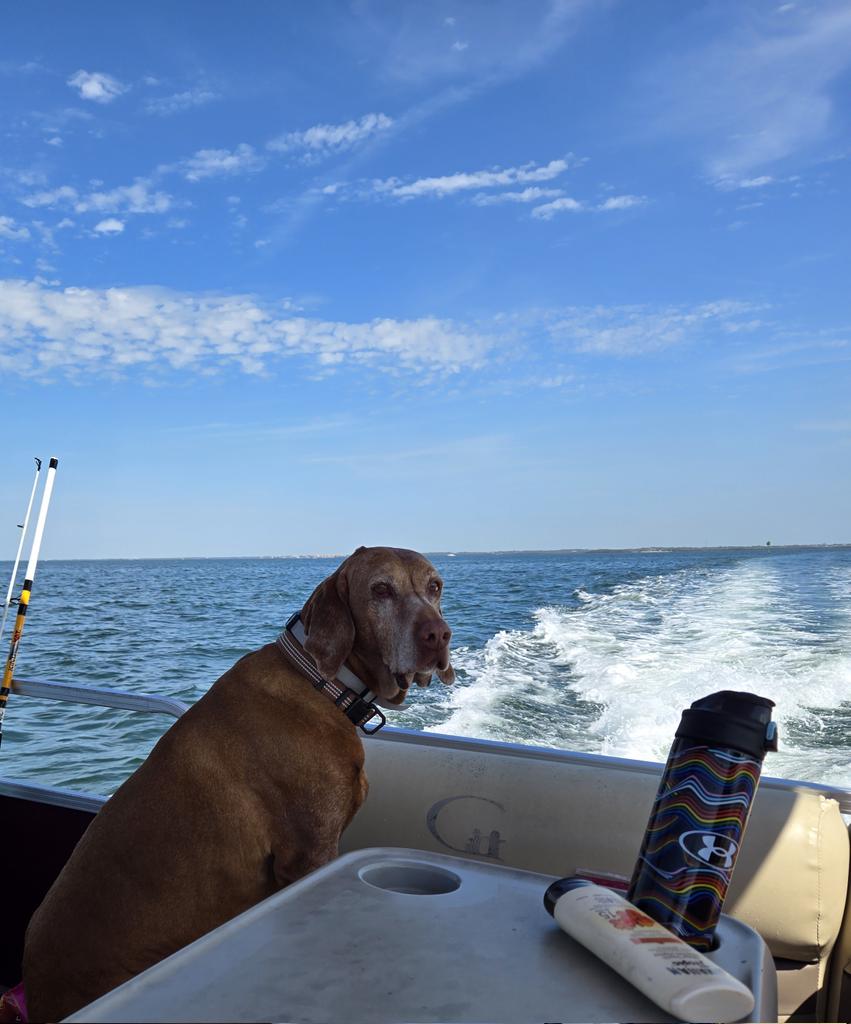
[1,546,850,797]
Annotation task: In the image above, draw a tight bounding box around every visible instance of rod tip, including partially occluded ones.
[48,457,58,469]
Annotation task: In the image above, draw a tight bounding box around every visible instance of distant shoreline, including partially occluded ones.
[7,543,850,562]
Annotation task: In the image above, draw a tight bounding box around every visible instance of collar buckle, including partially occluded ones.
[348,696,386,734]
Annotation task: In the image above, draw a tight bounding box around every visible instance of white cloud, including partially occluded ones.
[0,279,492,379]
[547,300,764,355]
[144,89,218,116]
[0,59,47,75]
[451,41,469,52]
[67,70,127,104]
[0,217,30,241]
[472,186,564,205]
[20,185,79,208]
[643,2,851,179]
[93,219,124,235]
[377,156,572,199]
[75,180,173,215]
[45,136,63,148]
[20,180,172,216]
[180,144,265,181]
[597,194,647,211]
[365,0,596,86]
[531,196,584,219]
[530,193,647,218]
[268,113,394,159]
[715,175,775,191]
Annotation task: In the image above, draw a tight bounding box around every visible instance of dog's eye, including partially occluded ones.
[428,579,442,596]
[371,582,393,598]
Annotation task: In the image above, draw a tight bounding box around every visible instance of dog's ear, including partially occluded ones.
[301,567,355,680]
[436,598,454,685]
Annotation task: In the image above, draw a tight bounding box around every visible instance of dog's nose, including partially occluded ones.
[419,618,452,651]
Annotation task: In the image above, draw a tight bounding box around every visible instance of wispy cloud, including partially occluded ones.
[730,334,850,374]
[27,107,94,142]
[19,185,78,209]
[144,88,218,116]
[375,157,573,199]
[546,300,764,355]
[360,0,599,85]
[530,194,646,218]
[161,417,353,440]
[530,196,583,219]
[641,2,851,179]
[20,179,173,216]
[472,187,564,206]
[0,216,31,241]
[67,70,128,104]
[0,279,492,379]
[76,180,173,215]
[0,59,47,76]
[715,175,775,191]
[1,277,792,384]
[268,113,394,160]
[178,144,266,182]
[597,194,647,211]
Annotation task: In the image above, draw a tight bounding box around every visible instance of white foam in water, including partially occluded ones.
[426,558,851,789]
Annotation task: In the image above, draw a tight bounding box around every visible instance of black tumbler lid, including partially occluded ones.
[544,876,593,916]
[675,690,778,760]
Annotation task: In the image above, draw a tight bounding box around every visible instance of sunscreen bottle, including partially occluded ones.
[544,877,755,1023]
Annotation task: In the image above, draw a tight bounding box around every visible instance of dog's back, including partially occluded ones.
[23,646,366,1022]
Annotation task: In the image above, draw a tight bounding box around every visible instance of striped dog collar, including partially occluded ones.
[276,612,386,734]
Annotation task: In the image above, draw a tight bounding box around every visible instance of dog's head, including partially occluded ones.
[300,546,454,706]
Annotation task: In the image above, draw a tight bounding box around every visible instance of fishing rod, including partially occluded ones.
[0,457,42,647]
[0,457,59,749]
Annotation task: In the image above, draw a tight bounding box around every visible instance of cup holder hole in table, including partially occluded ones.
[358,862,461,895]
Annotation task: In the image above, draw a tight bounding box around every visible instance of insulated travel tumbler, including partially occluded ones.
[627,690,777,950]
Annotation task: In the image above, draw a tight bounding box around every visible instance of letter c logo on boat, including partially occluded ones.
[678,830,738,869]
[426,795,507,859]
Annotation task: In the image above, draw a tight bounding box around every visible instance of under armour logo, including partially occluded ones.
[678,830,739,869]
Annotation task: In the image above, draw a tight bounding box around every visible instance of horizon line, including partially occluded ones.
[6,541,851,562]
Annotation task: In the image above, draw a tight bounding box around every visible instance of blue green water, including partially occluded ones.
[2,546,850,795]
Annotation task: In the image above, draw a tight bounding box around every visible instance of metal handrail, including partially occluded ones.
[11,677,190,719]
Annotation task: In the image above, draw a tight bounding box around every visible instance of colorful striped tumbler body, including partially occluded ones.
[627,691,777,950]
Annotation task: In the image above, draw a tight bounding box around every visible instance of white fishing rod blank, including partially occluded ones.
[23,457,58,585]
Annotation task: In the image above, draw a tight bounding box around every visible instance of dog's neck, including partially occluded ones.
[275,614,387,734]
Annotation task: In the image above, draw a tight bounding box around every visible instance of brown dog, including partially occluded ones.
[23,546,453,1021]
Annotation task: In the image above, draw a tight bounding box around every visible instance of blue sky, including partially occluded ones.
[1,0,849,558]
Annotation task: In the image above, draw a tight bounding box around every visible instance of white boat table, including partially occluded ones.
[67,848,777,1023]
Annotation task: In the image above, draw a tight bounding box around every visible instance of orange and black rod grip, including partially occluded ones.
[0,579,32,739]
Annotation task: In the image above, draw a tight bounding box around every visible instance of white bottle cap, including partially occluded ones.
[670,980,755,1023]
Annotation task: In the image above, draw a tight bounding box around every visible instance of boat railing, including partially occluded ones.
[5,678,851,817]
[10,677,189,719]
[0,678,188,807]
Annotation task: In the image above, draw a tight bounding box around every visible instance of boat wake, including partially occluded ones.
[415,559,851,788]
